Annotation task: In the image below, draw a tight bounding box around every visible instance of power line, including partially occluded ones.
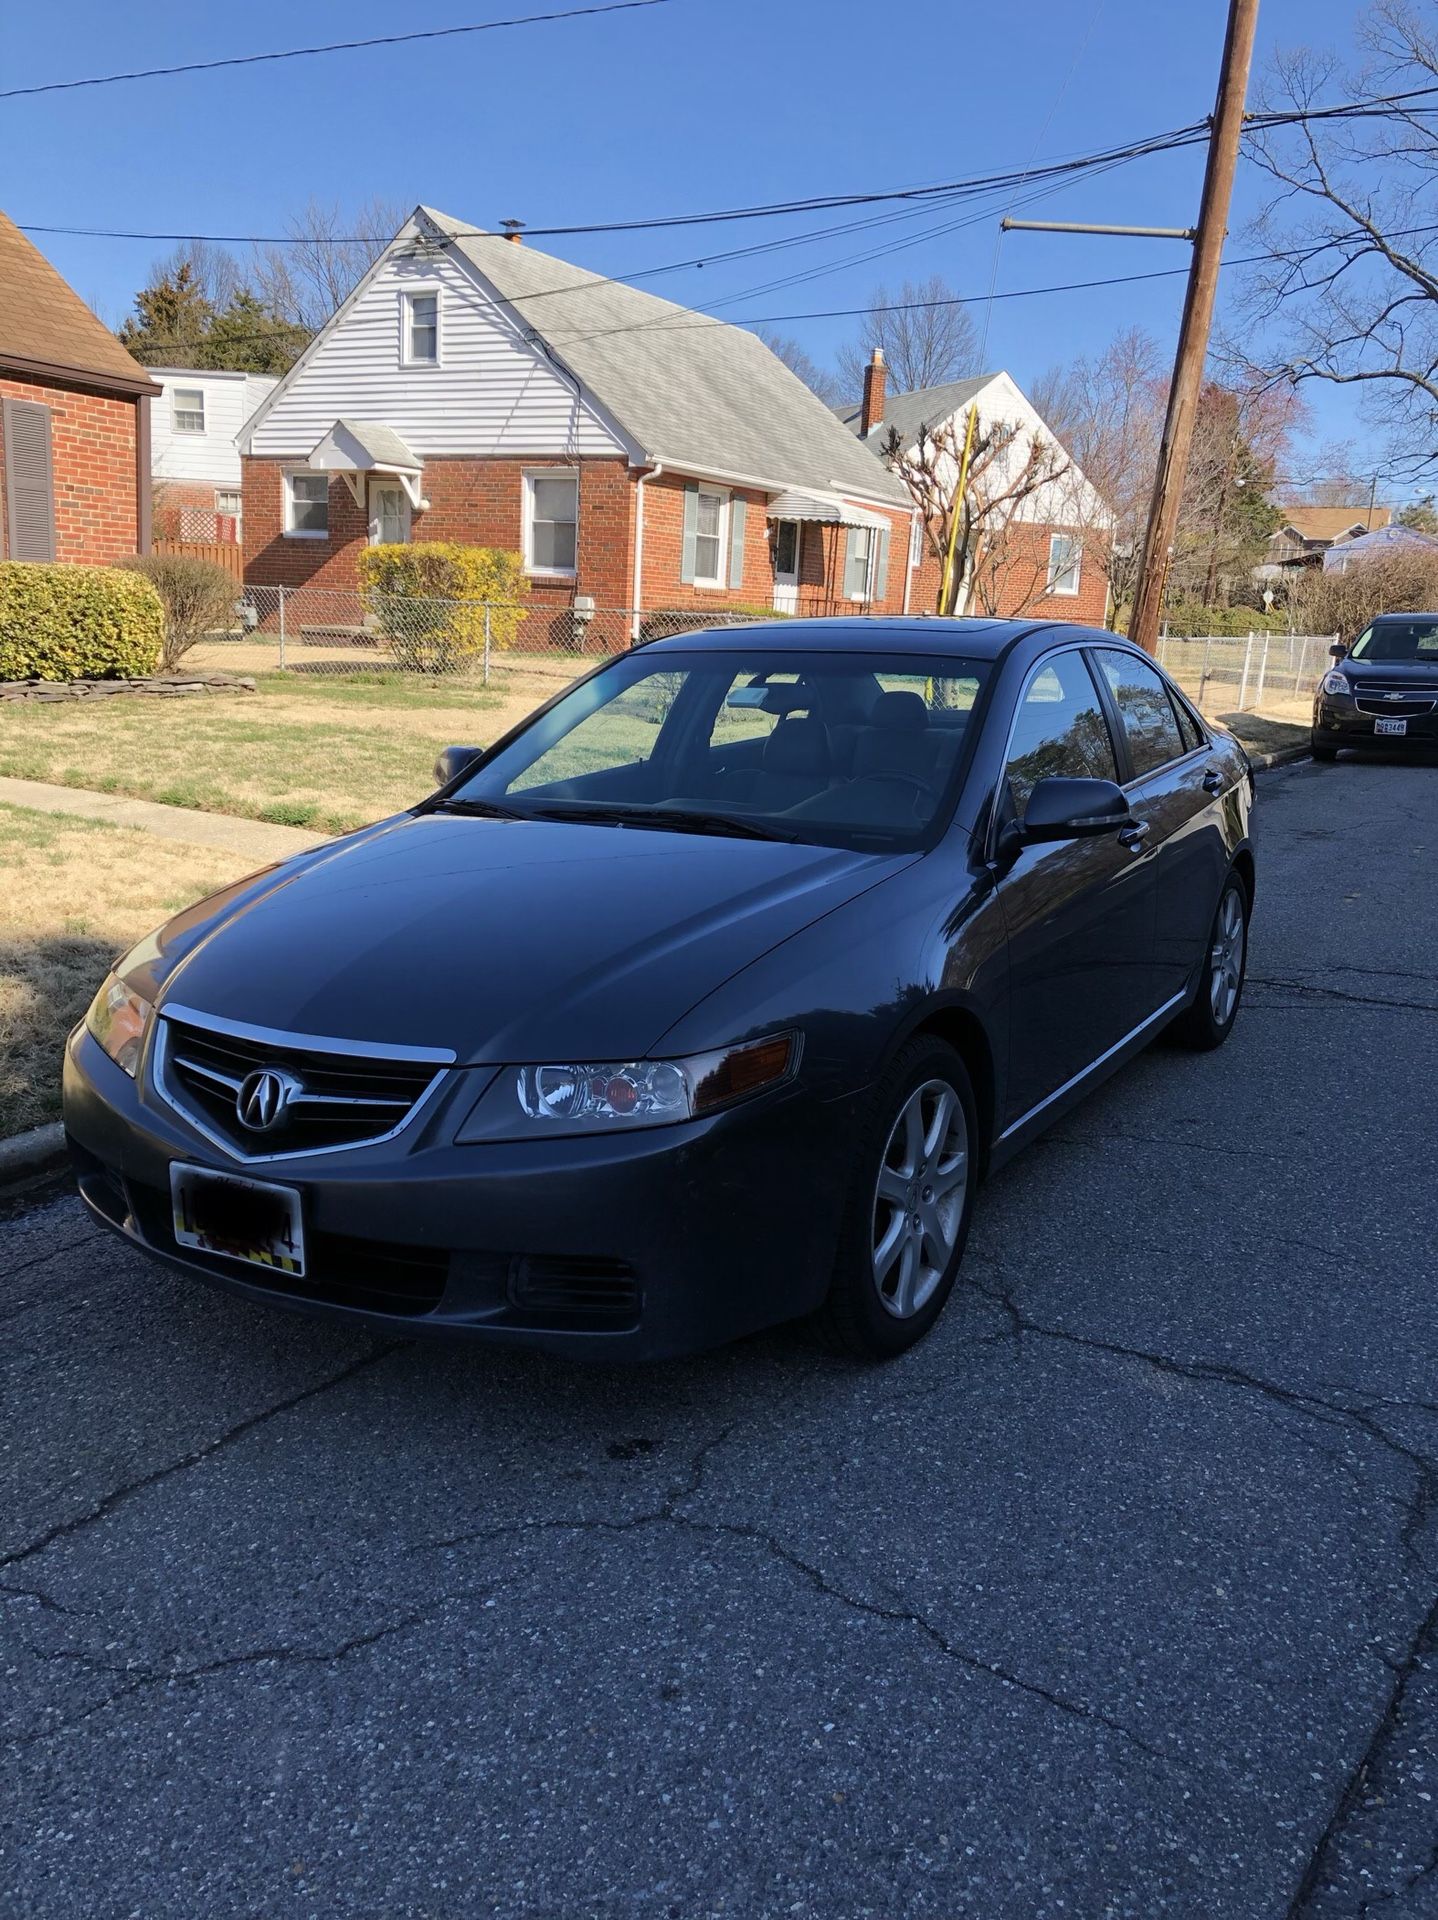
[0,0,674,101]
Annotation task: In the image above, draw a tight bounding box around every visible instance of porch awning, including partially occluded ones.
[766,489,890,532]
[307,420,425,508]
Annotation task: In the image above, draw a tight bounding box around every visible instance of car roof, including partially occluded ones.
[641,616,1079,661]
[1371,610,1438,621]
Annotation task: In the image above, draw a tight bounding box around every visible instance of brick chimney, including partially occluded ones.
[860,346,886,436]
[500,219,525,246]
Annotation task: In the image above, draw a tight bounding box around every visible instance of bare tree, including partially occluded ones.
[753,328,844,405]
[883,414,1089,616]
[1287,436,1370,505]
[836,277,982,397]
[255,197,408,332]
[1237,1,1438,481]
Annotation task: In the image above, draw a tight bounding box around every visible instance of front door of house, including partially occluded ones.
[772,520,800,614]
[369,481,409,546]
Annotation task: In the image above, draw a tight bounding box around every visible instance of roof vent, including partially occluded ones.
[500,219,525,246]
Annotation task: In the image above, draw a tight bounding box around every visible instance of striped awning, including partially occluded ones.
[766,489,890,532]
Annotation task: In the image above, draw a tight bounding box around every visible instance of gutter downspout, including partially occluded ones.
[902,507,918,614]
[631,462,661,641]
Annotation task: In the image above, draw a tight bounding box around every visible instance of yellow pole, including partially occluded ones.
[939,404,979,615]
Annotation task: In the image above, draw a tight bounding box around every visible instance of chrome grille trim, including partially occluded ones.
[151,1007,454,1165]
[1356,693,1436,717]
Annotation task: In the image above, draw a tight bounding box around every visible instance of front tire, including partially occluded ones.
[1171,871,1249,1051]
[1311,736,1339,763]
[813,1037,979,1359]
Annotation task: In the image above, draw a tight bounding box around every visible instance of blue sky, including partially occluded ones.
[2,0,1395,497]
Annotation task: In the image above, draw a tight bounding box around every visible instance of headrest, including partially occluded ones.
[870,690,928,732]
[759,680,811,716]
[763,716,830,776]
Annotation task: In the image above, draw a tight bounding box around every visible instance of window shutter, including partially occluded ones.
[874,527,891,602]
[4,399,56,562]
[680,482,699,584]
[728,499,746,589]
[842,527,860,598]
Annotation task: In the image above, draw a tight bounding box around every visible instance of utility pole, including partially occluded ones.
[1127,0,1261,655]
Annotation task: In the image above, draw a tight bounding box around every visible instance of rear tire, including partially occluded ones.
[812,1037,979,1360]
[1171,871,1249,1051]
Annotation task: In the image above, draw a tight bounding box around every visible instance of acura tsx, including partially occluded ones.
[65,618,1254,1360]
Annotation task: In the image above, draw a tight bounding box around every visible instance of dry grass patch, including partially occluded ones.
[0,804,254,1136]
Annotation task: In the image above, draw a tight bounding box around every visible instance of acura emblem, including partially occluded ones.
[236,1067,302,1133]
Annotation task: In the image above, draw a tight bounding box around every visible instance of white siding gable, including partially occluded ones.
[246,246,630,460]
[151,371,274,487]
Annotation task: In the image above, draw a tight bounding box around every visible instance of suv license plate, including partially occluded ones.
[171,1164,306,1276]
[1375,717,1408,736]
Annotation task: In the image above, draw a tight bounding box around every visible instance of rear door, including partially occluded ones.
[993,647,1157,1128]
[1090,647,1229,1005]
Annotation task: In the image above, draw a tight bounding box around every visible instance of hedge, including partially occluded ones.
[0,562,165,682]
[114,552,239,670]
[357,543,529,672]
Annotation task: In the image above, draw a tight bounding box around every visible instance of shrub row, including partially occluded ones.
[0,563,164,681]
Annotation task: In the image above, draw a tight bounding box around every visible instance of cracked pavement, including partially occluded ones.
[3,754,1436,1919]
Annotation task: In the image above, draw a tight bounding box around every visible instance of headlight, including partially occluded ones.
[84,973,154,1077]
[1320,669,1352,696]
[459,1032,801,1140]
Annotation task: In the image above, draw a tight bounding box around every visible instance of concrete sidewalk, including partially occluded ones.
[0,775,332,861]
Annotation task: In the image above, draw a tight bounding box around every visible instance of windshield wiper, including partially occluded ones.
[428,796,530,820]
[527,801,798,842]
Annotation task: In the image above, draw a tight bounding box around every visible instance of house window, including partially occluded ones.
[215,490,241,518]
[524,471,578,575]
[693,487,727,586]
[284,472,329,538]
[845,526,876,600]
[403,290,439,365]
[908,515,924,570]
[172,388,205,434]
[1047,533,1082,596]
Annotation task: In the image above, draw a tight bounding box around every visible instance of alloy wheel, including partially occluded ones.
[1210,887,1246,1026]
[871,1078,969,1319]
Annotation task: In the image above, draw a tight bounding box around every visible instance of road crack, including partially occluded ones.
[0,1343,402,1574]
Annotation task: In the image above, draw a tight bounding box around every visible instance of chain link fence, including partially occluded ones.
[180,584,779,691]
[1156,631,1338,725]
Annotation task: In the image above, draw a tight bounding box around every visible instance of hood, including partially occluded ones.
[1345,653,1438,689]
[150,813,911,1062]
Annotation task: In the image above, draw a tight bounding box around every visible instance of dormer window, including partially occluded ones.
[402,289,439,366]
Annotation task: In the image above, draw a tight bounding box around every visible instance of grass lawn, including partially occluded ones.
[1212,710,1310,760]
[0,670,572,834]
[0,804,256,1137]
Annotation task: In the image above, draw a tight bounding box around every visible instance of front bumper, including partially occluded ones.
[64,1026,857,1359]
[1313,692,1438,748]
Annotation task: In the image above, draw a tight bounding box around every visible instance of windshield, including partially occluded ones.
[1350,619,1438,663]
[445,648,992,850]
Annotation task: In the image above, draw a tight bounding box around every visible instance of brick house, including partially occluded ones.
[835,358,1112,626]
[0,209,158,563]
[150,368,277,544]
[239,207,916,632]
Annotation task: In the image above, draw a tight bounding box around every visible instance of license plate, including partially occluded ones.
[1375,717,1408,736]
[170,1164,306,1276]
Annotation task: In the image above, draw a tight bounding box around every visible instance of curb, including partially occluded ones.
[1248,744,1312,774]
[0,1122,69,1200]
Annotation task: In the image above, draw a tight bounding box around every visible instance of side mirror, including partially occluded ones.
[1018,776,1132,846]
[1329,641,1349,661]
[433,744,484,787]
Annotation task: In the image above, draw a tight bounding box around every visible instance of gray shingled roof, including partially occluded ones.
[331,419,423,469]
[422,208,907,507]
[833,374,997,455]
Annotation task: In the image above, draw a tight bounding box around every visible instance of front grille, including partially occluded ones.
[1356,694,1436,718]
[156,1013,446,1158]
[508,1254,641,1323]
[127,1180,448,1316]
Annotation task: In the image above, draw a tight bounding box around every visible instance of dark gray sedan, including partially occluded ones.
[65,619,1254,1361]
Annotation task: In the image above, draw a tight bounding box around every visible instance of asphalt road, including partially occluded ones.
[4,756,1437,1920]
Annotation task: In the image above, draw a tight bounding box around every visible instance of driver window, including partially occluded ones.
[1005,653,1119,811]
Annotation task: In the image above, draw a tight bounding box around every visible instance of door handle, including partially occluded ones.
[1201,766,1224,795]
[1118,819,1151,853]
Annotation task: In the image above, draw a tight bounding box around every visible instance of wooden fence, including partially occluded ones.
[151,539,244,581]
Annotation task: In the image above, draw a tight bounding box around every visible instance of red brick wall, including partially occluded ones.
[243,455,634,611]
[0,374,140,563]
[638,472,771,611]
[909,521,1110,625]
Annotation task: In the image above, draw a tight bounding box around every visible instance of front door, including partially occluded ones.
[772,520,800,614]
[369,481,409,546]
[993,648,1158,1129]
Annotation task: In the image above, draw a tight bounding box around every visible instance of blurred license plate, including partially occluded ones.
[170,1164,305,1276]
[1375,717,1408,736]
